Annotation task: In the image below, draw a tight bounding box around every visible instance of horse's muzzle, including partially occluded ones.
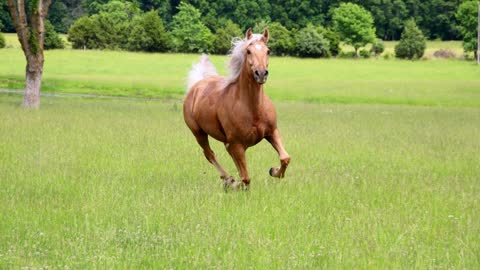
[254,69,269,84]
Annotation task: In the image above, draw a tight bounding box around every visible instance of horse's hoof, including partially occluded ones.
[223,176,233,191]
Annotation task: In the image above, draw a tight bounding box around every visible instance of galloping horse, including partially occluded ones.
[183,29,290,189]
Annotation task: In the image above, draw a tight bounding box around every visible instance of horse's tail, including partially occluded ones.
[187,54,218,92]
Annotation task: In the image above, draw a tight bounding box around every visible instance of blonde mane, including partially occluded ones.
[225,34,265,85]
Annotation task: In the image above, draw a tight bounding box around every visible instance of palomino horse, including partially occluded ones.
[183,29,290,190]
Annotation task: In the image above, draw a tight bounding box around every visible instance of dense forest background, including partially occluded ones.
[0,0,465,40]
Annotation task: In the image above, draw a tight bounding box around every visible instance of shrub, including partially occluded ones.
[383,52,393,60]
[321,28,341,57]
[44,20,65,50]
[295,24,329,58]
[395,19,426,60]
[0,33,5,49]
[370,39,385,56]
[213,19,242,55]
[68,1,138,50]
[127,11,170,52]
[433,49,456,59]
[171,2,214,53]
[264,22,293,56]
[338,51,356,58]
[359,49,371,58]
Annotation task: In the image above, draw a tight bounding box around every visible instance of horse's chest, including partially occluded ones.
[239,121,269,145]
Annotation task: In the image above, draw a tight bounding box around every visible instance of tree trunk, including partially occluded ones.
[7,0,51,109]
[23,55,43,108]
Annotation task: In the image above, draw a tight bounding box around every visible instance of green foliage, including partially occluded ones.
[0,32,5,49]
[395,19,426,60]
[318,27,341,57]
[359,49,371,58]
[265,22,294,56]
[47,0,69,33]
[126,10,170,52]
[68,1,140,50]
[332,3,376,55]
[212,19,242,55]
[44,20,65,50]
[370,39,385,56]
[171,2,214,53]
[295,24,329,58]
[68,16,97,49]
[456,1,478,57]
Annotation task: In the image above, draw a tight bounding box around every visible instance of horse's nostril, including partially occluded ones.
[255,70,260,76]
[265,70,269,76]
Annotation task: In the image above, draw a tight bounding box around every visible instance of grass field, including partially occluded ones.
[1,44,480,107]
[1,38,480,268]
[0,95,479,268]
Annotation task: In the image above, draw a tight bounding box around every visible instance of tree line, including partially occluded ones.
[0,0,478,58]
[0,0,467,40]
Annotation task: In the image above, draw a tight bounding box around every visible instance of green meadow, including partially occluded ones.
[1,43,480,268]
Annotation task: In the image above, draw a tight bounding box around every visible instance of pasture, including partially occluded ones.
[1,45,480,268]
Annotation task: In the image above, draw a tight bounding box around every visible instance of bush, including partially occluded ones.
[265,22,294,56]
[295,24,329,58]
[383,52,393,60]
[338,51,357,58]
[171,2,214,53]
[433,49,456,59]
[321,28,341,57]
[0,33,5,49]
[127,11,170,52]
[44,20,64,49]
[395,19,426,60]
[68,1,138,50]
[359,49,371,58]
[213,19,242,55]
[370,39,385,56]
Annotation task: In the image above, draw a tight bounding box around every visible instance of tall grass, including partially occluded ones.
[1,95,479,268]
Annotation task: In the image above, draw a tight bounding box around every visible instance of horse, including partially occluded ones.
[183,28,290,190]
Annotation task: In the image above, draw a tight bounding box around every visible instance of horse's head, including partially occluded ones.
[244,28,270,84]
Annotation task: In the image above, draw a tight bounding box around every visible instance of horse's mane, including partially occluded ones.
[225,34,265,85]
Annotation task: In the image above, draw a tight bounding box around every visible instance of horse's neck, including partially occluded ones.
[235,63,264,115]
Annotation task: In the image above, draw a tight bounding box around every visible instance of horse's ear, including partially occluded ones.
[245,28,253,40]
[263,29,269,43]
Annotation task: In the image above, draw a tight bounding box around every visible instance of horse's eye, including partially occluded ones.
[267,50,270,55]
[247,49,251,55]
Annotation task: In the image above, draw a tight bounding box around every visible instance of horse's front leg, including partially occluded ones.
[225,143,250,190]
[266,129,291,178]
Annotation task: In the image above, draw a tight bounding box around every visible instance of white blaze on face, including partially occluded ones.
[255,44,262,51]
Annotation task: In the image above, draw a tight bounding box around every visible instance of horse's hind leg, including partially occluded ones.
[194,131,229,180]
[225,143,250,189]
[266,129,291,178]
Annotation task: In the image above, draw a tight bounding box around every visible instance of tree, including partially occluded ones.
[0,32,5,48]
[212,19,242,55]
[456,1,478,59]
[171,2,213,53]
[7,0,53,108]
[261,21,293,56]
[332,3,376,57]
[44,20,64,49]
[126,10,170,52]
[395,19,426,59]
[295,24,330,58]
